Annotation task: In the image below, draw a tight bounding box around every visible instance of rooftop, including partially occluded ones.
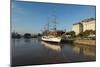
[73,18,96,25]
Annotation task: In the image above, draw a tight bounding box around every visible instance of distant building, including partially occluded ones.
[72,18,96,35]
[82,20,95,32]
[72,23,83,35]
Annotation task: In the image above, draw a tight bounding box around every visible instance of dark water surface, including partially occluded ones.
[11,38,96,66]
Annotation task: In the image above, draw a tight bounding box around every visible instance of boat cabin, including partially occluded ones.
[43,30,65,37]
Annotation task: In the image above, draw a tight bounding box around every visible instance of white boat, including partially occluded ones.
[41,36,61,43]
[41,14,64,43]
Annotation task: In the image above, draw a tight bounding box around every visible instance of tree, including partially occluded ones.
[78,30,96,38]
[66,31,75,37]
[12,32,21,39]
[24,33,31,38]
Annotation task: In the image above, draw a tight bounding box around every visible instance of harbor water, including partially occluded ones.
[11,38,96,66]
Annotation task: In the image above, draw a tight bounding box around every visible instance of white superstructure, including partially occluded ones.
[41,36,61,42]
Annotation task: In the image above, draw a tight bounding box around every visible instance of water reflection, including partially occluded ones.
[73,44,96,57]
[24,39,31,43]
[12,39,21,48]
[41,41,61,52]
[12,39,96,66]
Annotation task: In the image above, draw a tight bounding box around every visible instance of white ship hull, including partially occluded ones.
[41,36,61,42]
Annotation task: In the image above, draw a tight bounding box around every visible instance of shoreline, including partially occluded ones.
[73,39,96,46]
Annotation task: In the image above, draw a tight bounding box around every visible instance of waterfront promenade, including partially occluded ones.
[74,39,96,46]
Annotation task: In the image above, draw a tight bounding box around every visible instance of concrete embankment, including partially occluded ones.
[73,39,96,46]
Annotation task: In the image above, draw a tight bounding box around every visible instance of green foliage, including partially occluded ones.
[78,30,95,38]
[24,33,31,38]
[12,32,22,39]
[66,31,75,37]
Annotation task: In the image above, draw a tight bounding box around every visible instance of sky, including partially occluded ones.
[11,0,96,34]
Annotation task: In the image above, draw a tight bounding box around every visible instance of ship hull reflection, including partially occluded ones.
[41,41,62,52]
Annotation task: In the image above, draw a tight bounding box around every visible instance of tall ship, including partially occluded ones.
[41,15,65,43]
[41,30,64,42]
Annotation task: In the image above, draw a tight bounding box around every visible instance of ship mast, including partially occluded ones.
[52,9,58,31]
[43,10,58,32]
[47,19,50,31]
[12,21,16,33]
[53,15,57,31]
[44,20,50,32]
